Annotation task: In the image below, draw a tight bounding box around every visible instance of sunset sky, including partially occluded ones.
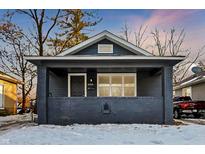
[0,9,205,53]
[95,10,205,52]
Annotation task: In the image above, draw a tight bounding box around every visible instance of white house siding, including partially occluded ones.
[174,89,182,97]
[174,82,205,101]
[191,82,205,100]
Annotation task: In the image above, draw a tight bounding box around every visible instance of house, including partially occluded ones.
[0,71,22,115]
[174,71,205,100]
[17,96,31,109]
[26,30,184,125]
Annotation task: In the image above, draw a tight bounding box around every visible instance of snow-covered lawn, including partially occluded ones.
[0,123,205,144]
[0,114,32,127]
[183,118,205,125]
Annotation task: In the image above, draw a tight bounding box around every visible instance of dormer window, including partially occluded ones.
[98,44,113,53]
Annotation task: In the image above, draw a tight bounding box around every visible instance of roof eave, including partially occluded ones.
[0,76,23,84]
[174,77,205,90]
[25,56,185,66]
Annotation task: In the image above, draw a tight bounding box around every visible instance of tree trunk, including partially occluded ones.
[21,72,26,113]
[22,83,26,112]
[38,27,44,56]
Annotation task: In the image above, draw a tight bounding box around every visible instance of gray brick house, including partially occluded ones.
[26,30,184,125]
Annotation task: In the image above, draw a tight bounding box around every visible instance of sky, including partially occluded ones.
[94,10,205,53]
[0,9,205,54]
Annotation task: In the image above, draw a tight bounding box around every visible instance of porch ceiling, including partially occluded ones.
[49,67,162,74]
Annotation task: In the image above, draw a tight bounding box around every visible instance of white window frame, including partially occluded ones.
[0,84,4,109]
[97,73,137,97]
[98,44,113,53]
[68,73,87,97]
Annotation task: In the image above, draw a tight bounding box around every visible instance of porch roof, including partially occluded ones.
[25,55,184,66]
[0,71,23,84]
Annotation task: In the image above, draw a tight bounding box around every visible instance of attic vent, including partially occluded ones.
[98,44,113,53]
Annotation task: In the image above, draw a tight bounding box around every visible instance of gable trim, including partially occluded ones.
[25,55,185,61]
[57,31,153,56]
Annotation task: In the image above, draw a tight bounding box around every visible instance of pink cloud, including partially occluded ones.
[144,10,199,28]
[120,10,200,32]
[111,10,205,55]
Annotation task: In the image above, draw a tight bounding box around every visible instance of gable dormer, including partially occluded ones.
[57,30,152,56]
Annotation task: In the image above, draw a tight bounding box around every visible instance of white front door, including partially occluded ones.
[0,84,3,108]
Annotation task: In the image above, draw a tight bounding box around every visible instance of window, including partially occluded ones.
[98,44,113,53]
[182,87,192,97]
[124,76,135,96]
[98,76,110,96]
[97,74,136,97]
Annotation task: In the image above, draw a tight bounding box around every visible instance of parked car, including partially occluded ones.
[17,107,24,114]
[173,96,205,119]
[17,107,30,114]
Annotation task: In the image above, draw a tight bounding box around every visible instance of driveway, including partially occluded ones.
[176,118,205,125]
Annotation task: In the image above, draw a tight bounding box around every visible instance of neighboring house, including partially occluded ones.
[26,30,183,125]
[0,71,22,115]
[174,71,205,100]
[17,96,31,108]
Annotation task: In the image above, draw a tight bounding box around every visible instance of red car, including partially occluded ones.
[173,96,205,119]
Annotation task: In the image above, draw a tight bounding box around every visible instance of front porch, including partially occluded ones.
[47,96,163,125]
[36,64,173,125]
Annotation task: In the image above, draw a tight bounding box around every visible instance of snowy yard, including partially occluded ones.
[0,114,32,127]
[0,121,205,144]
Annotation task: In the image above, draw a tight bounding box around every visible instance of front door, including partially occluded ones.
[0,84,3,108]
[69,74,86,97]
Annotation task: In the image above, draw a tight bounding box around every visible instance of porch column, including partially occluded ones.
[162,66,173,125]
[37,65,48,124]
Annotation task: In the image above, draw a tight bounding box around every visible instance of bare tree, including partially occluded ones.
[174,46,205,83]
[0,10,61,111]
[151,27,186,56]
[134,25,148,48]
[16,9,60,56]
[120,22,131,42]
[151,27,205,83]
[168,28,186,56]
[151,28,169,56]
[0,18,36,111]
[198,60,205,69]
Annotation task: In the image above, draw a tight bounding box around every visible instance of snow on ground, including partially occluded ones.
[182,118,205,125]
[0,114,32,126]
[0,123,205,144]
[184,118,205,122]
